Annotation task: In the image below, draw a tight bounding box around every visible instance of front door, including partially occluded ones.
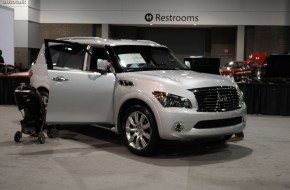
[44,40,115,124]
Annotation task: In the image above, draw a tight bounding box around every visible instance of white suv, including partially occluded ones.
[30,37,246,156]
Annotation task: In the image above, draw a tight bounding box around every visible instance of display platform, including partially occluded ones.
[238,83,290,116]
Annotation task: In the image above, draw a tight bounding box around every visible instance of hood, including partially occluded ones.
[121,70,235,89]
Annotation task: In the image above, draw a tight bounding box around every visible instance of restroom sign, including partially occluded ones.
[145,13,199,23]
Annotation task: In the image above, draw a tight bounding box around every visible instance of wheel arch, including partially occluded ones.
[37,86,49,94]
[117,98,159,136]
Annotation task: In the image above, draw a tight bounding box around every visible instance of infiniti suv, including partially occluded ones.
[30,37,246,155]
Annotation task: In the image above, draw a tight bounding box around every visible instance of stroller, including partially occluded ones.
[14,83,57,144]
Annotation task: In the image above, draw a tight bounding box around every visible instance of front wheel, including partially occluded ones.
[122,105,160,156]
[47,128,58,138]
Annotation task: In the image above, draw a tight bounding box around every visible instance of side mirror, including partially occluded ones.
[97,59,110,72]
[184,61,191,69]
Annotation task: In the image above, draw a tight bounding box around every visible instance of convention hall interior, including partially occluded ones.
[1,1,290,190]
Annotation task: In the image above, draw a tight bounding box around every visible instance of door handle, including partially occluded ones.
[52,76,69,82]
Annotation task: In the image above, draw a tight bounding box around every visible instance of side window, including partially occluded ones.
[49,44,63,66]
[89,47,110,71]
[49,44,86,70]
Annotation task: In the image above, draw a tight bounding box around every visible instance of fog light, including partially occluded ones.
[174,124,184,132]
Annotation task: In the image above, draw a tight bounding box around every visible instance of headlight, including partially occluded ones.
[152,91,192,108]
[236,86,244,106]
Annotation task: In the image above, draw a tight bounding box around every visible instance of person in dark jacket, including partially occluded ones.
[0,50,5,63]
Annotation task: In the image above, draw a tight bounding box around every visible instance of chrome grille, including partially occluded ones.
[189,86,241,112]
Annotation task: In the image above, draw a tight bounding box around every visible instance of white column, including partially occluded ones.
[0,5,14,64]
[101,24,109,39]
[236,25,245,61]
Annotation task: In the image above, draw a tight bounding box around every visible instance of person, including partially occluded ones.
[0,50,4,63]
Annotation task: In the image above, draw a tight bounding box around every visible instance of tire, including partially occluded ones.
[47,129,58,138]
[14,131,22,142]
[40,91,49,110]
[122,105,160,156]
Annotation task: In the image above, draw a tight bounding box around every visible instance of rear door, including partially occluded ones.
[44,39,115,124]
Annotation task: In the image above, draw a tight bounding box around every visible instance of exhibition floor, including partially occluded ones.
[0,105,290,190]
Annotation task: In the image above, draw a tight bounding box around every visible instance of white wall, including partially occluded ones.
[40,0,290,26]
[0,5,14,64]
[0,0,40,48]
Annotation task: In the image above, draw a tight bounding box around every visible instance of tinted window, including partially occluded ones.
[225,62,243,68]
[49,44,86,70]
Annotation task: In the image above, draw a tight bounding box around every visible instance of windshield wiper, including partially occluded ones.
[125,67,189,72]
[173,68,190,70]
[125,67,159,72]
[158,68,189,71]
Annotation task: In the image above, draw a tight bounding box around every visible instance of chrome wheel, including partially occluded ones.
[125,111,151,150]
[122,105,160,156]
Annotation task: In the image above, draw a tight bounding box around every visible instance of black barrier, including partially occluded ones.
[184,57,221,75]
[238,83,290,116]
[0,77,30,105]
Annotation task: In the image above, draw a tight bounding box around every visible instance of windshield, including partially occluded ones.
[112,45,188,72]
[224,61,244,68]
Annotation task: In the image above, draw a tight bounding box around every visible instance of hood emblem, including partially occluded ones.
[217,94,227,102]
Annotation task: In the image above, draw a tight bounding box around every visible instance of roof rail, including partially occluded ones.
[57,37,103,41]
[137,40,160,45]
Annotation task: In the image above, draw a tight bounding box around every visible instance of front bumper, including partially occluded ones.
[156,104,247,141]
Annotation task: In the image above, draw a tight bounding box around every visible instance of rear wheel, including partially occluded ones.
[122,105,160,156]
[47,128,58,138]
[14,131,22,142]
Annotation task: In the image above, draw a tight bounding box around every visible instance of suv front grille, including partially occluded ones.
[189,86,241,112]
